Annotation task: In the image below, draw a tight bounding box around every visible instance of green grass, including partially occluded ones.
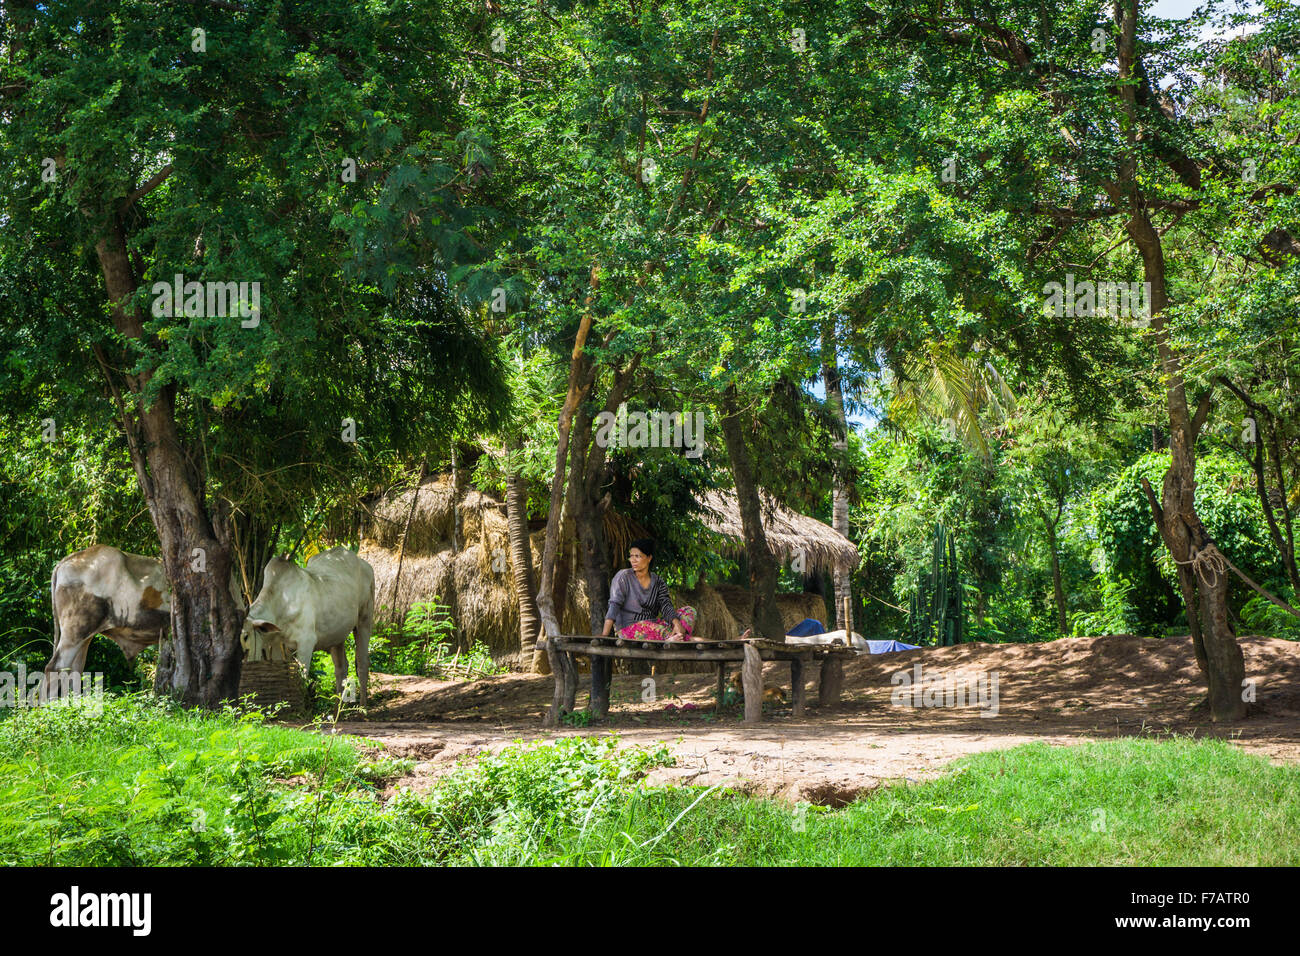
[545,738,1300,866]
[1,694,1296,866]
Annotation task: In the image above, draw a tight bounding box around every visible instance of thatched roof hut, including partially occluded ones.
[697,491,860,576]
[360,474,851,664]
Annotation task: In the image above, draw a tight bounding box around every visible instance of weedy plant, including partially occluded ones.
[367,600,504,680]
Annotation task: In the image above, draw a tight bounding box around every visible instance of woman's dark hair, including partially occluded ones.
[629,538,656,558]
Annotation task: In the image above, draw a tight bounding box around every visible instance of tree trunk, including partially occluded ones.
[575,358,640,634]
[504,441,540,655]
[536,267,599,685]
[1121,204,1244,719]
[551,445,581,635]
[719,387,784,640]
[1046,522,1067,635]
[821,322,852,633]
[1113,4,1244,720]
[562,406,596,630]
[94,227,244,706]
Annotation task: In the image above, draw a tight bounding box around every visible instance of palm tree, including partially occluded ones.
[885,338,1017,457]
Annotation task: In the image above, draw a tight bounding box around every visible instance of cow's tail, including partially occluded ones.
[49,563,61,652]
[38,563,62,704]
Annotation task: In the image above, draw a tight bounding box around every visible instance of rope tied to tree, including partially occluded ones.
[1173,541,1228,590]
[1176,540,1300,621]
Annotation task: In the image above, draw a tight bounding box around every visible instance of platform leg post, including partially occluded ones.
[591,655,611,718]
[743,644,763,725]
[790,657,806,717]
[819,655,844,709]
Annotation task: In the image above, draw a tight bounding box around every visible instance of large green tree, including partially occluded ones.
[1,1,506,705]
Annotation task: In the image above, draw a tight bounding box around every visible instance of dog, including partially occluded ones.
[730,671,787,705]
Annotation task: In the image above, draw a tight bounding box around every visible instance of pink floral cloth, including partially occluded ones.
[618,606,697,641]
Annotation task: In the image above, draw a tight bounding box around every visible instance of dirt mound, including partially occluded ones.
[840,634,1300,720]
[325,634,1300,806]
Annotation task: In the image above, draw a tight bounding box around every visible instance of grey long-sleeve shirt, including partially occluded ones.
[605,568,677,631]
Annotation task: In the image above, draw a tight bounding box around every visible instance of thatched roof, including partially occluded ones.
[697,490,859,576]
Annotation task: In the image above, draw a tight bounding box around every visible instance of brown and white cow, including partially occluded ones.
[240,547,374,706]
[43,545,245,701]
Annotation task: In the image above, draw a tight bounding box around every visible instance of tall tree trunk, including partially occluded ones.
[821,321,852,633]
[94,228,243,706]
[551,443,582,635]
[570,409,605,634]
[504,441,540,656]
[719,387,784,640]
[536,266,599,679]
[1114,1,1244,720]
[1046,521,1067,635]
[1123,206,1243,718]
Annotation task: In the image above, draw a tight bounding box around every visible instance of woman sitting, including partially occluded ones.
[602,538,697,642]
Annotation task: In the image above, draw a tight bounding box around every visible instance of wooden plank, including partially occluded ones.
[565,646,747,663]
[790,657,806,717]
[559,637,852,664]
[742,643,762,725]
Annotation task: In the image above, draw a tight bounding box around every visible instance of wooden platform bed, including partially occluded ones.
[539,634,854,726]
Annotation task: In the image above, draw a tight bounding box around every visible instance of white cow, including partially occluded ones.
[241,547,374,706]
[44,545,247,702]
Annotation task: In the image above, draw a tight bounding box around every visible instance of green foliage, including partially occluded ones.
[0,693,367,865]
[0,0,511,625]
[1069,577,1139,638]
[417,735,674,865]
[908,521,965,646]
[1090,452,1282,636]
[857,420,1048,641]
[368,600,504,679]
[1238,595,1300,642]
[607,446,735,587]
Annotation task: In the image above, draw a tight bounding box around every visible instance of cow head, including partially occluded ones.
[238,556,298,657]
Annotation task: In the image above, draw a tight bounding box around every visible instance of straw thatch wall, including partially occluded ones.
[367,475,461,552]
[362,474,839,665]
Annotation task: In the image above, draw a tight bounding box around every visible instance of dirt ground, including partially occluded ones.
[316,634,1300,806]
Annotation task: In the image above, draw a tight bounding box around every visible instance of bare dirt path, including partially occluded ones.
[315,635,1300,805]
